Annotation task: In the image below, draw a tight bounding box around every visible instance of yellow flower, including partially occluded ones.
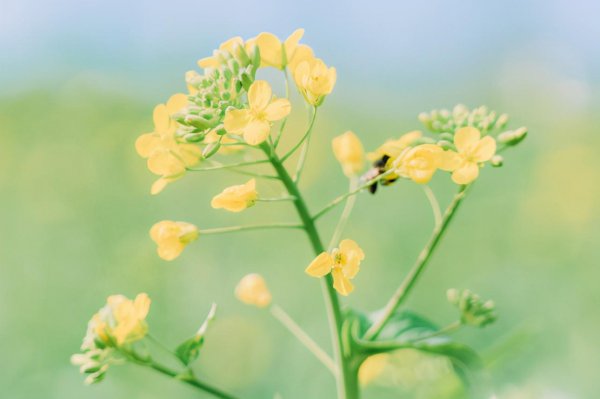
[332,131,365,177]
[135,94,201,194]
[235,273,272,308]
[223,80,291,145]
[252,29,313,70]
[367,130,422,163]
[150,220,199,261]
[358,354,390,386]
[444,127,497,185]
[294,57,337,106]
[394,144,450,184]
[305,239,365,296]
[86,293,151,347]
[211,179,258,212]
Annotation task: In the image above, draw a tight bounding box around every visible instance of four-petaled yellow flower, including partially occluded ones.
[294,57,337,106]
[395,144,455,184]
[251,29,313,70]
[211,179,258,212]
[150,220,199,261]
[86,293,151,347]
[224,80,291,145]
[332,131,365,177]
[135,94,202,194]
[305,239,365,296]
[235,273,272,308]
[444,127,497,185]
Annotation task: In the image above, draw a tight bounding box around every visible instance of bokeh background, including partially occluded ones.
[1,0,599,398]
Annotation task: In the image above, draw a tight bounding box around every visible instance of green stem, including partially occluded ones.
[199,223,303,235]
[256,196,296,202]
[363,185,470,340]
[328,178,358,250]
[261,143,358,399]
[122,350,237,399]
[187,160,269,172]
[313,170,395,220]
[270,304,337,374]
[411,320,462,343]
[292,107,317,182]
[273,69,290,149]
[281,107,317,162]
[422,185,442,228]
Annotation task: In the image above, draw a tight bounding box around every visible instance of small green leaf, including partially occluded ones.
[174,303,217,366]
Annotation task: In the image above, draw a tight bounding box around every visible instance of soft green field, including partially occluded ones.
[1,78,599,398]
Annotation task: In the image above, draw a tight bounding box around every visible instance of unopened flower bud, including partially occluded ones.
[490,155,504,167]
[235,273,272,308]
[332,131,365,177]
[498,127,527,146]
[447,288,497,328]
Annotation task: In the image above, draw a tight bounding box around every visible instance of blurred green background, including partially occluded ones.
[1,0,599,398]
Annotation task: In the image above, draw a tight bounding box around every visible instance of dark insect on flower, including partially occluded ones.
[362,155,398,194]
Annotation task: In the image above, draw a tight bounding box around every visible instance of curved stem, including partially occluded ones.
[281,107,317,162]
[270,304,337,374]
[273,69,290,149]
[422,185,442,228]
[121,349,237,399]
[363,185,470,340]
[187,160,269,172]
[261,143,358,399]
[313,170,395,220]
[199,223,303,235]
[328,178,358,250]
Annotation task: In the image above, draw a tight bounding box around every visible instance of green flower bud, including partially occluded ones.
[490,155,504,167]
[202,141,221,158]
[447,288,497,328]
[498,127,527,146]
[185,114,213,130]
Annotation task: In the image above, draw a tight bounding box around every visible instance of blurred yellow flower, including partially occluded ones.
[252,29,311,70]
[135,94,201,194]
[305,239,365,296]
[211,179,258,212]
[293,57,337,106]
[445,127,497,185]
[235,273,272,308]
[358,353,390,386]
[395,144,448,184]
[224,80,291,145]
[150,220,199,261]
[332,131,365,177]
[86,293,151,346]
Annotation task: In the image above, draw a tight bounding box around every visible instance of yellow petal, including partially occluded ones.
[472,136,497,162]
[288,44,314,72]
[151,178,169,195]
[452,163,479,185]
[284,28,304,62]
[133,293,151,319]
[332,131,365,177]
[198,56,219,69]
[224,109,251,134]
[166,93,188,115]
[153,104,170,133]
[147,151,185,176]
[255,32,283,68]
[454,127,481,152]
[305,253,334,277]
[243,119,271,146]
[157,237,185,261]
[339,239,365,261]
[177,143,202,167]
[263,98,291,121]
[332,268,354,296]
[438,150,461,171]
[135,133,161,158]
[248,80,272,111]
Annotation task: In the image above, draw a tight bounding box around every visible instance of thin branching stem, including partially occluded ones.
[327,178,359,251]
[199,223,303,235]
[422,185,442,228]
[281,107,318,162]
[187,160,269,172]
[273,69,291,149]
[270,304,337,374]
[363,184,470,340]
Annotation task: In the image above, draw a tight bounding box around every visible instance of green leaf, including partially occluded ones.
[174,303,217,366]
[348,309,484,388]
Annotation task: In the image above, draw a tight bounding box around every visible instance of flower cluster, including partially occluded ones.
[447,288,497,327]
[71,294,151,384]
[329,104,526,191]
